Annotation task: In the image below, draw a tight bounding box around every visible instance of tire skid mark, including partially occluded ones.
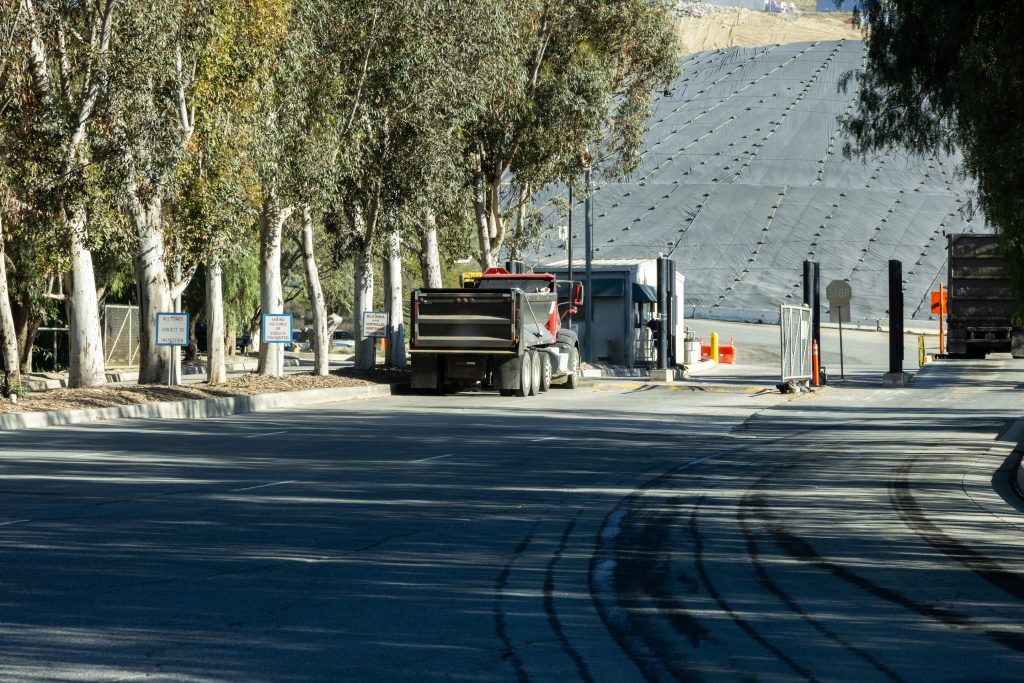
[543,510,595,683]
[495,520,541,683]
[738,487,907,682]
[589,439,798,682]
[891,458,1024,601]
[690,497,821,683]
[591,495,690,683]
[749,490,1024,653]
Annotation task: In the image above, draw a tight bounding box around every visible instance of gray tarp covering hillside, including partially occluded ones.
[530,41,984,325]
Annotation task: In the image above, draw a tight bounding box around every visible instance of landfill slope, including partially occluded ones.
[533,41,982,325]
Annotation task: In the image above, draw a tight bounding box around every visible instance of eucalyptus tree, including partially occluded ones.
[842,1,1024,312]
[176,0,284,382]
[2,0,120,387]
[463,0,679,268]
[98,0,214,384]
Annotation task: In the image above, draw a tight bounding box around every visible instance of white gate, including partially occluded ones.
[779,304,812,383]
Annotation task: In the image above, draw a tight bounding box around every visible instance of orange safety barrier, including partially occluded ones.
[700,339,737,364]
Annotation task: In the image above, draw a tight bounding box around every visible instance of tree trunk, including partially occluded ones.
[257,192,290,377]
[299,206,329,376]
[12,287,39,373]
[353,238,375,371]
[132,197,174,384]
[0,221,21,397]
[205,257,226,383]
[419,210,443,288]
[384,225,406,368]
[65,212,106,388]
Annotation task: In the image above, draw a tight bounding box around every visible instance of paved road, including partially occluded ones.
[0,359,1022,681]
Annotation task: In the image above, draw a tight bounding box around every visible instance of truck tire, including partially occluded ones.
[515,352,533,397]
[538,352,552,392]
[562,346,581,389]
[528,349,542,396]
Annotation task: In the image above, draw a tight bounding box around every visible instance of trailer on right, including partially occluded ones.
[946,233,1024,358]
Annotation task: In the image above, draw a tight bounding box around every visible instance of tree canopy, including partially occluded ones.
[843,1,1024,311]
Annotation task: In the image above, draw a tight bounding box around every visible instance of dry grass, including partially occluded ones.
[0,368,410,415]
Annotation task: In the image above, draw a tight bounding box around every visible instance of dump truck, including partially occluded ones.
[409,268,583,395]
[946,233,1024,358]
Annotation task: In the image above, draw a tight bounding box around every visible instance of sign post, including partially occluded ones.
[362,311,389,371]
[262,313,293,377]
[931,284,947,356]
[826,280,852,381]
[156,312,190,386]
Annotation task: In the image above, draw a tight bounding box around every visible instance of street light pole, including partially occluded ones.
[584,167,594,363]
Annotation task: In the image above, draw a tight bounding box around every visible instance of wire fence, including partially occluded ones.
[104,305,140,367]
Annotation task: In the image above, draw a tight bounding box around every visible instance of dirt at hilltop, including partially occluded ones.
[675,8,860,55]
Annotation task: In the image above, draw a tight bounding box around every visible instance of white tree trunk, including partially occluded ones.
[299,206,329,376]
[205,257,226,383]
[419,210,443,288]
[353,239,375,371]
[385,226,406,368]
[257,192,290,377]
[132,196,174,384]
[65,212,106,388]
[0,219,21,397]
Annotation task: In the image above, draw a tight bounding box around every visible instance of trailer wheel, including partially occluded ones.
[538,353,552,392]
[515,352,533,397]
[528,350,542,396]
[563,346,581,389]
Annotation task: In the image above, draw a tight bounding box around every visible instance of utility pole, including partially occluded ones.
[584,167,594,363]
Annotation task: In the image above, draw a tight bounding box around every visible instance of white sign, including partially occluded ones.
[363,311,389,339]
[156,313,189,347]
[262,313,293,344]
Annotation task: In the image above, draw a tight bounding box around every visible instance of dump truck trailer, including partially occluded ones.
[946,233,1024,358]
[409,268,582,395]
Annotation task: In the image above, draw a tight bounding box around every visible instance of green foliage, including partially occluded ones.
[843,1,1024,316]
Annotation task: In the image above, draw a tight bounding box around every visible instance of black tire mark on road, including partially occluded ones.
[738,479,907,682]
[891,458,1024,601]
[748,490,1024,653]
[690,497,821,683]
[543,510,595,683]
[495,521,540,683]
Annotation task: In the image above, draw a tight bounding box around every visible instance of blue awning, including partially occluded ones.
[632,283,658,303]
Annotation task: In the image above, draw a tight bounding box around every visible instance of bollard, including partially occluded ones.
[918,335,925,367]
[710,332,719,366]
[812,339,820,386]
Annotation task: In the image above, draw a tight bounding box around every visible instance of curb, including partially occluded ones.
[994,418,1024,501]
[0,382,400,432]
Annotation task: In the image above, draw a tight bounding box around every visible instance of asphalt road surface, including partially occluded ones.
[1,357,1023,682]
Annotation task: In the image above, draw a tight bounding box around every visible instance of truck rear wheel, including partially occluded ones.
[528,350,541,396]
[538,352,552,392]
[563,346,581,389]
[515,352,533,397]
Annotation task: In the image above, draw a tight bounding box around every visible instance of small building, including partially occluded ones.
[543,259,685,368]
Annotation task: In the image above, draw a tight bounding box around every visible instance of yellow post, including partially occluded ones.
[710,331,719,365]
[918,335,925,367]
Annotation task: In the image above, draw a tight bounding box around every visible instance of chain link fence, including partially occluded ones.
[779,304,812,383]
[104,305,140,367]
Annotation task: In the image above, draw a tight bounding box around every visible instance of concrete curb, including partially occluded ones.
[994,418,1024,500]
[0,383,400,432]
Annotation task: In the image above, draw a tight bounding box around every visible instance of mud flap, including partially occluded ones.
[495,356,523,392]
[411,354,441,389]
[1012,328,1024,359]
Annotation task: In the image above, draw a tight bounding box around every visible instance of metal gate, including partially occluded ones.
[103,304,140,367]
[780,304,812,383]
